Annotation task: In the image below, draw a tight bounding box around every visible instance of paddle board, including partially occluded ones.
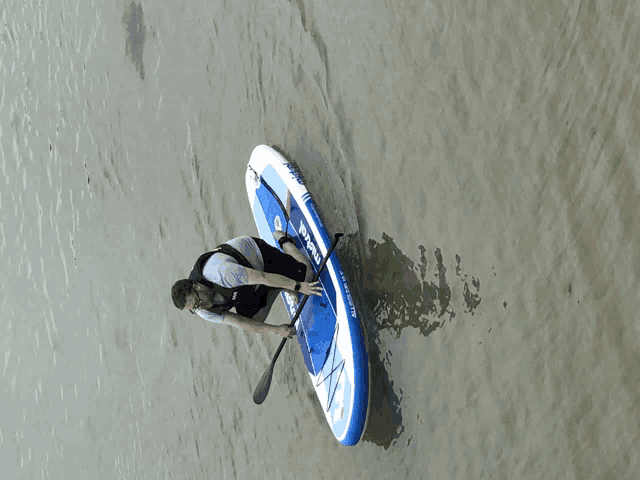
[245,145,369,446]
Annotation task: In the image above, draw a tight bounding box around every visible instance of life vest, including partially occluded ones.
[188,243,271,317]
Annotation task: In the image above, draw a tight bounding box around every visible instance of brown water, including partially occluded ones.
[2,0,639,478]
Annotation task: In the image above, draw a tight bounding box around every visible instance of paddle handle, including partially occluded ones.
[274,232,343,359]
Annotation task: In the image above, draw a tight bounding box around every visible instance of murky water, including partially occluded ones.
[2,0,638,478]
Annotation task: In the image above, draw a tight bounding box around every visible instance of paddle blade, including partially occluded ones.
[253,362,275,405]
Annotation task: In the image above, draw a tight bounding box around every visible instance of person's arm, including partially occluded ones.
[222,311,295,338]
[245,268,322,296]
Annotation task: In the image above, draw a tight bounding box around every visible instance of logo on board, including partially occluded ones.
[299,222,322,265]
[285,163,304,185]
[340,271,358,319]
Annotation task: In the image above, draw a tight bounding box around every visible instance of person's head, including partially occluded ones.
[171,279,196,310]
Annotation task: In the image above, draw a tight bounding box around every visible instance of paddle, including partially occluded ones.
[253,232,344,405]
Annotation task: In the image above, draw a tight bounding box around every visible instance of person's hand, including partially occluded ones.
[299,281,323,296]
[277,325,297,339]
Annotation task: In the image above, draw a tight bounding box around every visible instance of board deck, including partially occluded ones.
[245,145,369,446]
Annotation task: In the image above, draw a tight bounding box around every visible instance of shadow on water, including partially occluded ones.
[363,233,482,337]
[122,2,146,80]
[339,233,482,449]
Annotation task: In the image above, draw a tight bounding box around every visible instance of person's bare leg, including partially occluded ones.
[273,230,314,282]
[283,244,314,282]
[272,230,313,311]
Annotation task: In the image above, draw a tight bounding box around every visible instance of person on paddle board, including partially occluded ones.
[171,231,322,338]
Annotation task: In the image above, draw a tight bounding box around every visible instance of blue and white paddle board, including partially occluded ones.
[245,145,369,446]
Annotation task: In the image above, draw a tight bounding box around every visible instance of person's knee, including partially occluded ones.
[282,243,300,259]
[303,263,313,282]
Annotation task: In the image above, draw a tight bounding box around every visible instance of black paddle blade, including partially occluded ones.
[253,361,275,404]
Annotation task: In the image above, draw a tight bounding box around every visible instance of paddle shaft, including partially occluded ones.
[272,233,343,363]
